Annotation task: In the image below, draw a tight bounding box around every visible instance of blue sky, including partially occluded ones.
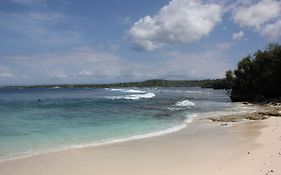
[0,0,280,85]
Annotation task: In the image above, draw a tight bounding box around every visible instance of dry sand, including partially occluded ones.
[0,106,281,175]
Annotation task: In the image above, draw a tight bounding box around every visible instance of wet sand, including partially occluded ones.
[0,106,281,175]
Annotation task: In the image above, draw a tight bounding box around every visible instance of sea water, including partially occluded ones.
[0,87,253,160]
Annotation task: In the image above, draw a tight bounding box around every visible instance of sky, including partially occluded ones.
[0,0,280,85]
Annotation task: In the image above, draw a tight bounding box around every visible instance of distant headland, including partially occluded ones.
[5,79,228,90]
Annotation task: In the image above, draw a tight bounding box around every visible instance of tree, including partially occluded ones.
[225,70,233,89]
[227,43,281,102]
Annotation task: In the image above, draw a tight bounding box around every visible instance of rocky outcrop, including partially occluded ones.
[208,105,281,123]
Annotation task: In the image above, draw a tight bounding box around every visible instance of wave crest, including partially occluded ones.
[185,90,202,94]
[184,113,198,123]
[106,93,155,100]
[176,100,195,107]
[110,88,146,93]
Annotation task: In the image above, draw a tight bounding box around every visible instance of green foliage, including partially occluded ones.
[229,43,281,102]
[225,70,233,89]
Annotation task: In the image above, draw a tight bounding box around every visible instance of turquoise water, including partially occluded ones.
[0,87,239,160]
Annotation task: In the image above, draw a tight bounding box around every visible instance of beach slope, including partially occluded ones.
[0,106,281,175]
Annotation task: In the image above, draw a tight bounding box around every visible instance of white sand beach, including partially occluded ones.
[0,105,281,175]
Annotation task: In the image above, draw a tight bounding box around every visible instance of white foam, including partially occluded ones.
[69,124,187,150]
[110,88,122,91]
[184,113,198,124]
[168,100,195,111]
[110,88,146,93]
[198,103,258,119]
[185,90,202,94]
[125,89,146,93]
[0,121,187,162]
[49,86,60,89]
[0,110,201,163]
[176,100,195,107]
[70,114,197,149]
[106,93,155,100]
[167,107,178,111]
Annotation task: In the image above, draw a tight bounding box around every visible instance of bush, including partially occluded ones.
[229,43,281,102]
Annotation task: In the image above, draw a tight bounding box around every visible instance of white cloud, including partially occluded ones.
[49,72,68,79]
[12,0,47,7]
[233,0,280,29]
[232,30,244,40]
[1,44,233,85]
[2,47,125,83]
[0,72,14,78]
[0,66,14,79]
[232,0,281,39]
[128,0,222,50]
[160,47,231,79]
[261,19,281,39]
[78,70,93,76]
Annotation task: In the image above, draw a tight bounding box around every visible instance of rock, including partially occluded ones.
[208,104,281,123]
[208,115,242,122]
[244,113,270,120]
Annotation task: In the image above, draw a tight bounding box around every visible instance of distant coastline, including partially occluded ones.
[4,79,228,90]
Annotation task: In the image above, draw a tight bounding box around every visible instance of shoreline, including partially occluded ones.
[0,103,271,163]
[0,103,253,162]
[1,111,199,162]
[0,122,188,163]
[1,104,281,175]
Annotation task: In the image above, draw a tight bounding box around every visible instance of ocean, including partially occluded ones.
[0,87,253,161]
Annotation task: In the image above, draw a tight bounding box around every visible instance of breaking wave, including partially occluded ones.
[110,88,146,94]
[185,90,202,94]
[184,113,198,123]
[106,93,155,100]
[176,100,195,107]
[168,100,195,111]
